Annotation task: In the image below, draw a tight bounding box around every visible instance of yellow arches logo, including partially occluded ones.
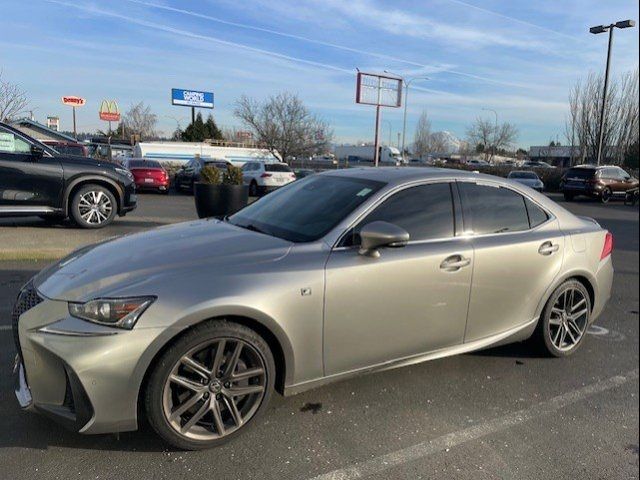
[99,100,121,122]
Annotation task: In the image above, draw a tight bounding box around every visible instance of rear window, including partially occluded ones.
[565,168,596,179]
[459,183,530,235]
[204,161,229,169]
[128,160,161,168]
[265,164,292,172]
[509,172,537,179]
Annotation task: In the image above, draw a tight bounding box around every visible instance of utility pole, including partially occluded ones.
[589,20,635,165]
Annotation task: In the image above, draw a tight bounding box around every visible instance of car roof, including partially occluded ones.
[318,166,497,186]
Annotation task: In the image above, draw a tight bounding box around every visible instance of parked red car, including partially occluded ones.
[122,159,170,193]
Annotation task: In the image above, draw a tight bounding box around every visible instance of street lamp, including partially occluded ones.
[383,120,393,147]
[384,71,430,161]
[589,19,636,165]
[482,108,498,160]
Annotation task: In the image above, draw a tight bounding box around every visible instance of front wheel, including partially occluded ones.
[600,187,612,204]
[70,185,117,228]
[145,320,275,450]
[534,280,591,357]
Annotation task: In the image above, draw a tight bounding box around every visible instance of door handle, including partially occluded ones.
[538,241,559,256]
[440,255,471,271]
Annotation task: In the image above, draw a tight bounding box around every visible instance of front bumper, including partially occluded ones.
[13,289,166,434]
[120,182,138,214]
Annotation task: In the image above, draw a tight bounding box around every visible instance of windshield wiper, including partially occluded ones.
[240,223,270,235]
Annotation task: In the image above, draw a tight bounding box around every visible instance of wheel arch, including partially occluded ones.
[135,310,295,427]
[535,269,597,321]
[64,176,124,216]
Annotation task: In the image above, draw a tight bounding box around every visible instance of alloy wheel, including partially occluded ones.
[548,287,589,352]
[78,190,113,225]
[162,338,267,441]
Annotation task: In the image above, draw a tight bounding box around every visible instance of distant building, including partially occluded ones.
[10,118,77,143]
[529,145,619,168]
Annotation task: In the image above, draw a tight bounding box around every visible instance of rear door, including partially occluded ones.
[458,181,565,341]
[0,126,63,209]
[324,182,473,375]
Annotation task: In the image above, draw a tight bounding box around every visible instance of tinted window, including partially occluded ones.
[229,175,384,242]
[565,168,596,179]
[509,171,537,179]
[459,183,529,234]
[204,161,229,169]
[265,163,292,172]
[347,183,454,245]
[128,160,161,168]
[525,198,549,228]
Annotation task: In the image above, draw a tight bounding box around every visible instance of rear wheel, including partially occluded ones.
[70,185,117,229]
[145,320,275,450]
[249,180,258,197]
[563,193,574,201]
[534,280,591,357]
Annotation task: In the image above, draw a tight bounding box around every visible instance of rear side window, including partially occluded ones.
[525,198,549,228]
[128,160,160,168]
[565,168,596,179]
[265,164,292,172]
[347,183,455,245]
[459,183,530,234]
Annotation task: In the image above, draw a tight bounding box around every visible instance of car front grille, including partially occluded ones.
[11,282,43,356]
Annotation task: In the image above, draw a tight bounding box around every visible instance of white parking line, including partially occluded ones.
[310,369,639,480]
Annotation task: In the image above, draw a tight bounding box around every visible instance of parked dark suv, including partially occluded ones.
[174,157,232,193]
[0,122,137,228]
[561,165,639,203]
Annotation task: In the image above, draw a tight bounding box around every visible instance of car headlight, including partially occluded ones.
[69,297,156,329]
[115,167,134,181]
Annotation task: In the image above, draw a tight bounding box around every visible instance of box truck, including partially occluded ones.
[333,145,403,165]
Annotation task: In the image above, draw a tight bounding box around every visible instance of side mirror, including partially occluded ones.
[358,221,409,258]
[30,144,44,159]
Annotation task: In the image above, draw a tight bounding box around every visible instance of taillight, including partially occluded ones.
[260,173,272,178]
[291,174,297,179]
[600,231,614,260]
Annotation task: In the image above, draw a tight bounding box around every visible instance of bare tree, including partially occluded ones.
[565,69,639,165]
[122,102,157,141]
[0,71,29,122]
[429,131,451,154]
[412,110,432,159]
[466,117,518,160]
[234,92,332,161]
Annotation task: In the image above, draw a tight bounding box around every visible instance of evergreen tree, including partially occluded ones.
[204,114,223,140]
[181,112,207,142]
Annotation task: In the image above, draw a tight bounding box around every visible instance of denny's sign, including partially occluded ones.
[62,96,86,106]
[99,100,121,122]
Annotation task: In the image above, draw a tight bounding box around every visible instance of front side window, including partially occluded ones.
[459,183,530,235]
[228,175,385,242]
[0,129,31,154]
[344,183,455,246]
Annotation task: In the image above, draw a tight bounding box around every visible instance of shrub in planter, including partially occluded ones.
[194,165,248,219]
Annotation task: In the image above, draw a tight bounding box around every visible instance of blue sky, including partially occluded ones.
[1,0,638,147]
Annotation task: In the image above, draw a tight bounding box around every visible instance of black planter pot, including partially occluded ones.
[194,183,249,219]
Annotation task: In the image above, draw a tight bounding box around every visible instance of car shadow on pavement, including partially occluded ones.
[470,340,548,359]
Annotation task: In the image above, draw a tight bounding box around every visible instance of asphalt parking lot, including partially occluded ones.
[0,194,638,479]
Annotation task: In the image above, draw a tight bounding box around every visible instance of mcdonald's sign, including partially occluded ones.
[99,100,121,122]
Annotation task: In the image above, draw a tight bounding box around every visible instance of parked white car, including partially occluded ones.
[242,161,296,196]
[467,159,490,167]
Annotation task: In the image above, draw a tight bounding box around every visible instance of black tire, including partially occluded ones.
[145,320,276,450]
[249,180,258,197]
[533,279,591,358]
[563,192,574,201]
[600,187,612,204]
[70,184,117,229]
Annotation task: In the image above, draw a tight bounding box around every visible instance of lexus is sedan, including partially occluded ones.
[13,168,613,449]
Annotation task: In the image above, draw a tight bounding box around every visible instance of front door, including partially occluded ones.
[457,181,565,341]
[0,127,63,209]
[323,182,473,376]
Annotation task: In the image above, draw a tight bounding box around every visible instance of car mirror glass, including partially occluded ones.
[30,144,44,159]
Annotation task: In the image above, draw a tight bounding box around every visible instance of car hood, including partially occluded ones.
[34,219,292,302]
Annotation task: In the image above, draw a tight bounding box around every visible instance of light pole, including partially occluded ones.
[589,19,636,165]
[482,108,498,161]
[384,71,429,161]
[383,120,393,147]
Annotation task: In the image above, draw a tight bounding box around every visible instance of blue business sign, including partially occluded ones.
[171,88,214,109]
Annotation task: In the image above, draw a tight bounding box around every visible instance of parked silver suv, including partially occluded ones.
[14,168,613,449]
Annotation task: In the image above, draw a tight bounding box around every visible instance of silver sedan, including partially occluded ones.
[13,167,613,449]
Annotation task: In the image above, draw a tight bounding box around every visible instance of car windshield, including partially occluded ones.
[510,172,537,179]
[264,163,292,172]
[128,160,161,168]
[228,175,385,242]
[565,168,596,179]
